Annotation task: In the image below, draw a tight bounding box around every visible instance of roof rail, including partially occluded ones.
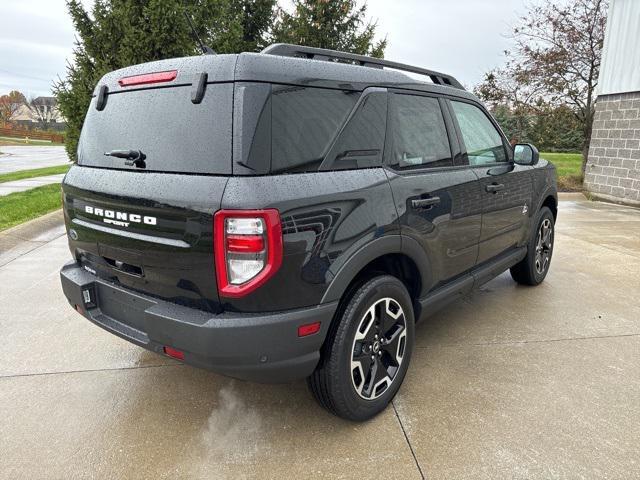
[261,43,465,90]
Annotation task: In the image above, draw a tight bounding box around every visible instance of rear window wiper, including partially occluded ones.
[104,150,146,169]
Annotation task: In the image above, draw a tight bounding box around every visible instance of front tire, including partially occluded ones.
[308,275,415,421]
[510,206,555,285]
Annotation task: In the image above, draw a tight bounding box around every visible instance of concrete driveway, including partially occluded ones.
[0,146,70,173]
[1,195,639,479]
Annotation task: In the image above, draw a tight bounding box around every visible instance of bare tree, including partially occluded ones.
[24,96,58,129]
[0,90,26,123]
[477,0,608,173]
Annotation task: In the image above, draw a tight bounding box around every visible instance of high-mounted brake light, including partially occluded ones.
[118,70,178,87]
[214,210,283,298]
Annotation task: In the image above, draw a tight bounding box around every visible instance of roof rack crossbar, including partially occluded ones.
[261,44,464,90]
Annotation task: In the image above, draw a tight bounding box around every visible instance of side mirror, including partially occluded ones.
[513,143,539,166]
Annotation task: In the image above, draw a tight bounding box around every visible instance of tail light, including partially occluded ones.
[214,209,283,298]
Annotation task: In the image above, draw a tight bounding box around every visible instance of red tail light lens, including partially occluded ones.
[118,70,178,87]
[298,322,321,337]
[226,235,264,253]
[163,346,185,361]
[213,209,283,298]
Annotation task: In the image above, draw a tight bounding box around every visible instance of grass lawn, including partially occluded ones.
[539,152,583,191]
[0,183,62,231]
[0,164,70,184]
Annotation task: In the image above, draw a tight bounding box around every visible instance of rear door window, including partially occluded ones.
[386,94,453,170]
[78,83,233,174]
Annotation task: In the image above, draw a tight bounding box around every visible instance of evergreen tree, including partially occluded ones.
[489,103,584,153]
[272,0,386,58]
[234,0,277,52]
[54,0,275,161]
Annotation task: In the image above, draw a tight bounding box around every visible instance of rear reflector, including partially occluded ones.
[118,70,178,87]
[163,346,185,361]
[298,322,321,337]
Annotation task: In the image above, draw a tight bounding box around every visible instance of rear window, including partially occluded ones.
[78,83,233,174]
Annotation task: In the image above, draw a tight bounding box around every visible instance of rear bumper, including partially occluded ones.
[60,262,337,383]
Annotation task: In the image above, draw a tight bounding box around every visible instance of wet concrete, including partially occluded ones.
[1,194,639,479]
[0,146,70,173]
[0,210,66,267]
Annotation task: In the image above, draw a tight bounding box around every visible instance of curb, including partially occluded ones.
[557,192,587,201]
[587,192,640,209]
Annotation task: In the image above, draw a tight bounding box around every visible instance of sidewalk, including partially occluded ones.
[0,174,65,196]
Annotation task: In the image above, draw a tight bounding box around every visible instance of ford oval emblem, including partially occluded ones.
[69,228,79,241]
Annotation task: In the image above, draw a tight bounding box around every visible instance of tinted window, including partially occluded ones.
[387,94,452,170]
[450,101,507,165]
[271,86,359,173]
[323,92,387,170]
[233,83,272,175]
[79,84,233,174]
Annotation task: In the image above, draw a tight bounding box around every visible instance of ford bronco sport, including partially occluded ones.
[60,44,557,421]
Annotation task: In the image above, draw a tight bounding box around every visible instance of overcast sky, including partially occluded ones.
[0,0,528,97]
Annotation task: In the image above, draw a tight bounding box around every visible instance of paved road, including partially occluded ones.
[1,195,639,479]
[0,174,66,196]
[0,146,70,173]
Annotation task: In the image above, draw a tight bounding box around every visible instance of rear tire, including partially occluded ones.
[308,275,415,421]
[510,206,555,286]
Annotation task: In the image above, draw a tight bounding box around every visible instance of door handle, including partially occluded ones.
[411,197,441,209]
[485,183,505,193]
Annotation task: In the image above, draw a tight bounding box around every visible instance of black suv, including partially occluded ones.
[60,44,557,421]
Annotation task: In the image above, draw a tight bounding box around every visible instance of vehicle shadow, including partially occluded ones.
[411,272,530,349]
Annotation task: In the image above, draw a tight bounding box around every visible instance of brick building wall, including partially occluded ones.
[584,92,640,206]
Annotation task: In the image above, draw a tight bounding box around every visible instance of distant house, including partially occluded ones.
[13,96,66,131]
[585,0,640,206]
